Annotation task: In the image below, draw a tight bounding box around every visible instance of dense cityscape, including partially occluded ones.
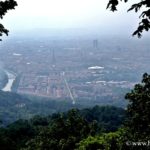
[0,37,150,106]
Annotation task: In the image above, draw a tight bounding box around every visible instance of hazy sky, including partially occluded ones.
[1,0,140,36]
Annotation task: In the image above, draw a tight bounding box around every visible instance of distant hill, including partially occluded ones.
[0,90,126,126]
[0,91,81,125]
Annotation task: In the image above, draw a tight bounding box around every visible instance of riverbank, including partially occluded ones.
[2,71,16,92]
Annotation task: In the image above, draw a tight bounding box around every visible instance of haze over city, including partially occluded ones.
[0,0,150,106]
[1,0,141,37]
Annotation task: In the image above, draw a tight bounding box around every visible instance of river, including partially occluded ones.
[2,71,16,92]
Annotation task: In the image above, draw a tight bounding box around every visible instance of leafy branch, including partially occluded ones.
[0,0,17,41]
[107,0,150,37]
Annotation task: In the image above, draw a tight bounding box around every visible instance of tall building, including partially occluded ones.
[93,39,98,49]
[52,49,56,68]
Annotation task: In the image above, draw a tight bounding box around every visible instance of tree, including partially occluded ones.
[107,0,150,37]
[0,0,17,41]
[24,109,97,150]
[76,129,128,150]
[125,73,150,140]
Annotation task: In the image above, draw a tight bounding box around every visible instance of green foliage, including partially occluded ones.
[0,91,82,125]
[24,109,94,150]
[107,0,150,37]
[80,105,125,132]
[0,119,35,150]
[0,106,125,150]
[76,128,128,150]
[24,108,125,150]
[0,90,126,126]
[76,136,106,150]
[125,73,150,140]
[0,0,17,40]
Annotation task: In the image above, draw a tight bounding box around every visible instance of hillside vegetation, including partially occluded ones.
[0,106,125,150]
[0,91,82,125]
